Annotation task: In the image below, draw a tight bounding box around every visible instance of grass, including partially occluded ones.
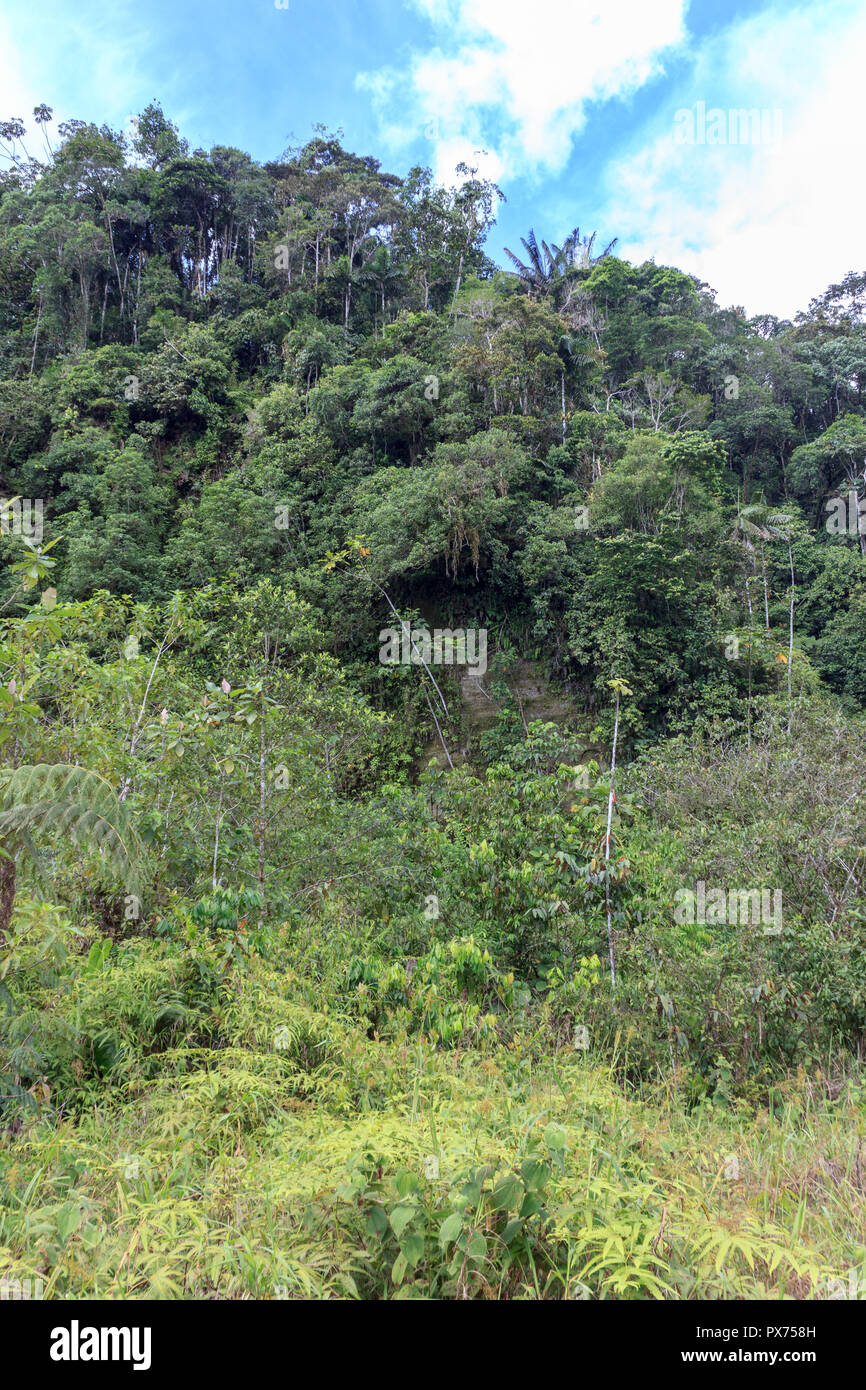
[2,998,864,1299]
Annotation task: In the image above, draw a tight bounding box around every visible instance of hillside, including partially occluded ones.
[0,104,864,1303]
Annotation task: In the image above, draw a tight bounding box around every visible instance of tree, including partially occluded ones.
[603,678,631,988]
[131,102,188,170]
[504,229,560,298]
[504,226,617,300]
[557,332,595,443]
[590,431,725,536]
[356,245,404,335]
[790,415,866,546]
[731,500,777,629]
[765,510,804,732]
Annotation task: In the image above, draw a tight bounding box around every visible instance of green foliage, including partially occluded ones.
[0,763,144,895]
[1,103,866,1302]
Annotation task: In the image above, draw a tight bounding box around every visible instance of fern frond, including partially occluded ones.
[0,764,144,892]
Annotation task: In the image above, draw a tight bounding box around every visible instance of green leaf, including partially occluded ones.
[491,1175,522,1212]
[544,1122,568,1151]
[438,1212,463,1247]
[467,1231,487,1261]
[401,1233,426,1267]
[520,1192,546,1219]
[394,1170,420,1199]
[389,1205,417,1239]
[56,1203,83,1242]
[520,1158,550,1191]
[365,1205,388,1237]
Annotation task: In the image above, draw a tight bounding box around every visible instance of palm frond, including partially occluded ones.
[522,230,543,276]
[503,245,529,275]
[507,224,618,294]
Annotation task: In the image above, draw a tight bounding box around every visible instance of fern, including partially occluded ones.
[0,763,144,894]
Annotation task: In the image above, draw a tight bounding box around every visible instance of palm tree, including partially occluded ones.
[731,500,778,629]
[555,227,619,272]
[504,226,618,298]
[357,246,404,336]
[504,229,558,296]
[730,501,769,749]
[730,501,802,737]
[0,764,144,940]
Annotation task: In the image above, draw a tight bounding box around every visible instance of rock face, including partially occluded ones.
[459,666,498,736]
[417,658,597,774]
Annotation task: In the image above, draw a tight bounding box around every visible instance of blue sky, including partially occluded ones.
[1,0,863,316]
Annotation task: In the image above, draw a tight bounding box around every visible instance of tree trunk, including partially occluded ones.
[99,278,109,345]
[0,848,16,942]
[212,779,224,890]
[746,628,753,752]
[258,713,266,899]
[604,693,620,990]
[101,198,125,323]
[787,541,795,734]
[29,293,42,381]
[452,252,464,308]
[561,366,569,442]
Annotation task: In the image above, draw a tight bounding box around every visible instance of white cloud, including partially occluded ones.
[600,1,866,316]
[358,0,688,185]
[0,16,57,152]
[0,9,172,161]
[361,0,866,315]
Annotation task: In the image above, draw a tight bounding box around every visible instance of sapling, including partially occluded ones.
[603,678,632,989]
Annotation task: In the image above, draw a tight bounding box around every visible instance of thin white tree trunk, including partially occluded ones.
[258,710,266,897]
[604,691,620,989]
[787,541,795,733]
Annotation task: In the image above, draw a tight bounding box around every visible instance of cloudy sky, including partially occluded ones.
[1,0,862,317]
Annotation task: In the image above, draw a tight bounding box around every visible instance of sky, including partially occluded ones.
[0,0,863,318]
